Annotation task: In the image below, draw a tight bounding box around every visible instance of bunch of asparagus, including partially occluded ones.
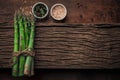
[12,10,35,77]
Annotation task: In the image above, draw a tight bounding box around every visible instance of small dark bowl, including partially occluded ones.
[32,2,49,19]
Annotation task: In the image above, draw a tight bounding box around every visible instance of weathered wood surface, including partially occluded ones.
[0,0,120,68]
[0,25,120,68]
[0,0,120,24]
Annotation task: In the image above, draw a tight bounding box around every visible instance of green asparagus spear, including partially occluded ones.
[12,11,19,77]
[23,16,29,48]
[24,18,35,76]
[18,13,26,76]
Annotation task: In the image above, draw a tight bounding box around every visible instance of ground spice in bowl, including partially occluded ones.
[51,4,67,20]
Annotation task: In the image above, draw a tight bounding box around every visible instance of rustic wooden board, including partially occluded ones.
[0,0,120,24]
[0,25,120,68]
[0,0,120,69]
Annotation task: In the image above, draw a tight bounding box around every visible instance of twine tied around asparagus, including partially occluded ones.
[13,49,35,57]
[11,48,35,67]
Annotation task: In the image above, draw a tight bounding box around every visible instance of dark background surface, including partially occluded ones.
[0,69,120,80]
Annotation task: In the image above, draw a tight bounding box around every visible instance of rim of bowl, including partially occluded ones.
[32,2,49,19]
[50,3,67,20]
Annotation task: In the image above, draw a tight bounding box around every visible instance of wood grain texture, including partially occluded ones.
[0,0,120,69]
[0,0,120,24]
[0,25,120,68]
